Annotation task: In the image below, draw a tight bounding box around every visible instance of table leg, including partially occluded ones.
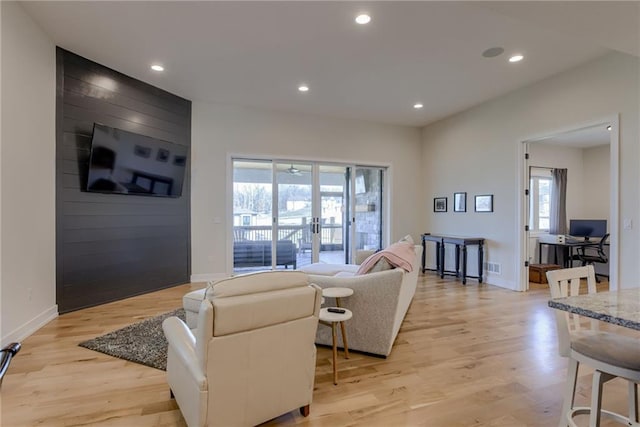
[439,242,445,279]
[335,297,349,359]
[539,243,543,264]
[421,238,426,273]
[455,244,460,277]
[435,241,441,275]
[478,242,484,283]
[461,244,468,285]
[331,322,338,385]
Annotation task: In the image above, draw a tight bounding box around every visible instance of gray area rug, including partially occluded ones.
[79,308,185,371]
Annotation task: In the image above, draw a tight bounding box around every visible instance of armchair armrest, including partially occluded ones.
[162,317,206,387]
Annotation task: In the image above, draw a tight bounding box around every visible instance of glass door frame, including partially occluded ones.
[229,156,389,274]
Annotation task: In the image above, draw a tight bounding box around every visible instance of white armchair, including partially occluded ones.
[162,271,323,427]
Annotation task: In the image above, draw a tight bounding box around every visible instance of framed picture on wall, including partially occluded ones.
[434,197,447,212]
[475,194,494,212]
[156,148,170,162]
[454,192,466,212]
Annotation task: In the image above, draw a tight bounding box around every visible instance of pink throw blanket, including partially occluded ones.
[356,242,415,275]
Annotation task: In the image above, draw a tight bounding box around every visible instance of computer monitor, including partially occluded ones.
[569,219,607,240]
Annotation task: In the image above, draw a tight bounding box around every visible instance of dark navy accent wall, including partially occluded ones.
[56,48,191,313]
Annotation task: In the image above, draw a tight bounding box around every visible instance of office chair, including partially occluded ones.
[575,233,609,282]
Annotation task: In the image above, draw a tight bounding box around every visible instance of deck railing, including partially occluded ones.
[233,224,343,246]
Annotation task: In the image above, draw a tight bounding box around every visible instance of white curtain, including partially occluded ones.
[549,168,568,235]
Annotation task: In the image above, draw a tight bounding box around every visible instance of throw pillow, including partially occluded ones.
[356,253,394,275]
[399,234,414,245]
[369,257,394,273]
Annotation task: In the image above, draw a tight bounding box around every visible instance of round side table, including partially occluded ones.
[319,287,354,385]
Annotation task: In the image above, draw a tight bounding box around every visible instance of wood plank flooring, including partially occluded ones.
[2,274,635,426]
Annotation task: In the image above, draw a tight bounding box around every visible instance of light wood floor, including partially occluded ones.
[2,274,635,426]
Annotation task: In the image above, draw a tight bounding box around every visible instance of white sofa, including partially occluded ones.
[182,244,422,358]
[301,244,423,357]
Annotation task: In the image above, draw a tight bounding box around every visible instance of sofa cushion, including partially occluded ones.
[183,288,206,313]
[298,263,359,276]
[334,271,356,278]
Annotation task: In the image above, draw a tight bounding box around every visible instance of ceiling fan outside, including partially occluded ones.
[287,164,301,175]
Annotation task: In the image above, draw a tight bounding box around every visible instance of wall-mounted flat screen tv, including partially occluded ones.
[86,123,188,197]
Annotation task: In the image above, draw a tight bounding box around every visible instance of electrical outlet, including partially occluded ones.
[623,218,633,230]
[27,288,32,301]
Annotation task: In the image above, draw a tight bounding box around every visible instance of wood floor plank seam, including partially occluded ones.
[1,275,634,426]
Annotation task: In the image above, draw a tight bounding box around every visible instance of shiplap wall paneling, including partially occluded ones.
[56,48,191,313]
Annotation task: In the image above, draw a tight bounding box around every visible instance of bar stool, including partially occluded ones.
[319,287,353,385]
[546,266,640,427]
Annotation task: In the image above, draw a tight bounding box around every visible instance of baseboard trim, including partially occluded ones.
[190,273,228,283]
[1,305,58,347]
[484,275,518,291]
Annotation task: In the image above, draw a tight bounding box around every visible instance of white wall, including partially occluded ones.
[582,145,611,220]
[191,103,423,279]
[1,2,57,345]
[422,52,639,290]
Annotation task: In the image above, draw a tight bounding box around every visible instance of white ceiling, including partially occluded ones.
[535,124,612,149]
[21,1,639,127]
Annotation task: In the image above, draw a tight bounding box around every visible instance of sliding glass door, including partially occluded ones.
[352,167,385,259]
[275,162,313,270]
[232,159,386,273]
[318,165,348,264]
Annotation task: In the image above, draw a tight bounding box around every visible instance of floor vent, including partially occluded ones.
[484,262,501,275]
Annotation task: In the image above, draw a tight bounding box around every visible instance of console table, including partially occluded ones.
[422,233,485,285]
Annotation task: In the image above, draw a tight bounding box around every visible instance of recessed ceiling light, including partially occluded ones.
[355,14,371,25]
[482,47,504,58]
[413,103,423,109]
[509,54,524,63]
[607,125,612,131]
[298,85,309,92]
[150,64,164,72]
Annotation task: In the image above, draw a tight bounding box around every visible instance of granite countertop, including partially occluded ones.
[548,288,640,331]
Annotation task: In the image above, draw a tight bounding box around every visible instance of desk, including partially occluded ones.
[422,234,485,285]
[548,288,640,331]
[537,235,599,268]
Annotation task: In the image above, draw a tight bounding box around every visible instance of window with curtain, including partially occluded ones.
[529,167,552,232]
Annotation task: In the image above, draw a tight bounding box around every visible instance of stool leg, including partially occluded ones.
[629,381,639,423]
[331,322,338,385]
[559,358,579,427]
[589,371,615,427]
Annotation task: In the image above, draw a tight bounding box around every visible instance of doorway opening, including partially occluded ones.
[518,118,619,291]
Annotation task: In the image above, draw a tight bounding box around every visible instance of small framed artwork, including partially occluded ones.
[173,155,186,167]
[475,194,494,212]
[434,197,447,212]
[156,148,170,162]
[453,192,466,212]
[134,145,151,158]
